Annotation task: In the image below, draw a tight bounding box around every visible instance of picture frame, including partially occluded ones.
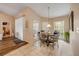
[69,11,74,31]
[26,20,29,28]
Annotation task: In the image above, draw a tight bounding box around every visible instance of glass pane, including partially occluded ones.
[32,20,40,40]
[42,22,48,32]
[54,21,64,39]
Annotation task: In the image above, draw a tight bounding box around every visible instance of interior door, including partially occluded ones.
[15,17,24,41]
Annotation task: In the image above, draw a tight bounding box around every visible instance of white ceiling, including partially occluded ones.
[0,3,71,18]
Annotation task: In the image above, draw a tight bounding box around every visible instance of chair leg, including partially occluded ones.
[52,43,55,49]
[47,42,49,46]
[57,42,59,48]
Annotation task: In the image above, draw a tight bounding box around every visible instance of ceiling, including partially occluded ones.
[0,3,71,18]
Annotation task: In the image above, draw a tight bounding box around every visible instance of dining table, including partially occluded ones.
[46,34,55,46]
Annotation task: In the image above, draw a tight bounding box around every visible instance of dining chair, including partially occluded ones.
[39,32,47,46]
[47,34,59,48]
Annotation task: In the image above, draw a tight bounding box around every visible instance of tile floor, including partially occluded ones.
[5,39,73,56]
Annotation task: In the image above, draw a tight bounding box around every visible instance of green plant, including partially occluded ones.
[64,32,70,43]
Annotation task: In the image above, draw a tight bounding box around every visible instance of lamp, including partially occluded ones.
[47,7,51,28]
[47,24,51,28]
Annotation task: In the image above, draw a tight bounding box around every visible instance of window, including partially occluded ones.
[42,22,49,32]
[54,21,64,39]
[32,20,40,40]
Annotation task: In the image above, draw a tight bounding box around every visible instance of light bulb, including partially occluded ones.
[47,24,51,28]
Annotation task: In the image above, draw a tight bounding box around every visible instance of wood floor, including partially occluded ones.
[0,37,28,56]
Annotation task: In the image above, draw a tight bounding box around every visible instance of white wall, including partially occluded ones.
[70,31,79,55]
[70,4,79,56]
[18,7,41,44]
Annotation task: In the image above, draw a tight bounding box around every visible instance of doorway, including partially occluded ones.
[2,22,10,38]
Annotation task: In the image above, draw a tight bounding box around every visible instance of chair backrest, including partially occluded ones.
[39,31,47,41]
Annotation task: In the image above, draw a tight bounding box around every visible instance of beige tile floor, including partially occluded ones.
[5,40,73,56]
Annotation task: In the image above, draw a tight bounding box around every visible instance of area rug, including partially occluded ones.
[0,38,28,56]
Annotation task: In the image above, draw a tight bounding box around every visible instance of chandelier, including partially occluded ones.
[47,7,51,28]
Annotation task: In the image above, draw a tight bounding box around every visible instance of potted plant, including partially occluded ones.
[64,32,70,43]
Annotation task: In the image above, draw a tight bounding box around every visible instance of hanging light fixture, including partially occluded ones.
[47,7,51,28]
